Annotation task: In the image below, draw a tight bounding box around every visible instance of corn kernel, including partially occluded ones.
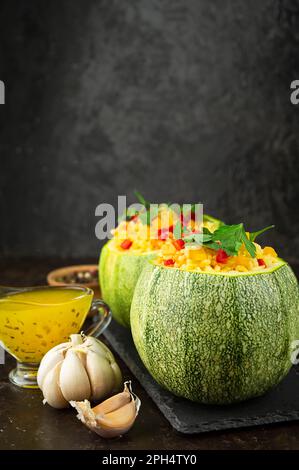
[236,265,248,272]
[263,246,277,257]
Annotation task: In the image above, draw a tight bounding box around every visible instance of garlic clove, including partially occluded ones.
[42,361,69,409]
[84,336,110,359]
[59,350,91,402]
[37,345,69,390]
[84,337,123,396]
[70,381,140,438]
[91,388,131,415]
[85,351,117,400]
[96,400,137,437]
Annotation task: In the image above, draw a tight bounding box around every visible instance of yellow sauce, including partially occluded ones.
[0,287,92,363]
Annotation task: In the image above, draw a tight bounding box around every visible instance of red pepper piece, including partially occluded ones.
[164,259,175,266]
[258,258,266,267]
[120,239,133,250]
[130,214,138,222]
[173,239,185,250]
[216,249,229,263]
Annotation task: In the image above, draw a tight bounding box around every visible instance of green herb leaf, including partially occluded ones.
[203,222,274,258]
[201,223,256,257]
[249,225,275,242]
[181,221,274,258]
[184,233,203,245]
[134,190,150,210]
[208,224,243,256]
[134,191,155,225]
[241,232,256,258]
[202,233,213,242]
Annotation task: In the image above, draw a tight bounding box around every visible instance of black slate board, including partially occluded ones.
[104,320,299,434]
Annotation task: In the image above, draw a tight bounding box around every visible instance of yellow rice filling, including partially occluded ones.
[110,208,218,253]
[155,240,278,273]
[109,207,279,273]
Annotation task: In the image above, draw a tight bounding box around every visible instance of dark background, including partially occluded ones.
[0,0,298,261]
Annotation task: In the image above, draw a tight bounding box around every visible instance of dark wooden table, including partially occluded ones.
[0,258,299,450]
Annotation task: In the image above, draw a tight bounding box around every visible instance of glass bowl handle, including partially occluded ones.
[84,299,112,337]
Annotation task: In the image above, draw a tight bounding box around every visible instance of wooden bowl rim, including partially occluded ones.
[47,265,99,287]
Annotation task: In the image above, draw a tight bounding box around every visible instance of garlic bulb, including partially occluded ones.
[70,381,140,438]
[37,334,122,408]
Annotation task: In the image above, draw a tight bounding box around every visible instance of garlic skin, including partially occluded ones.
[70,381,141,438]
[37,334,122,408]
